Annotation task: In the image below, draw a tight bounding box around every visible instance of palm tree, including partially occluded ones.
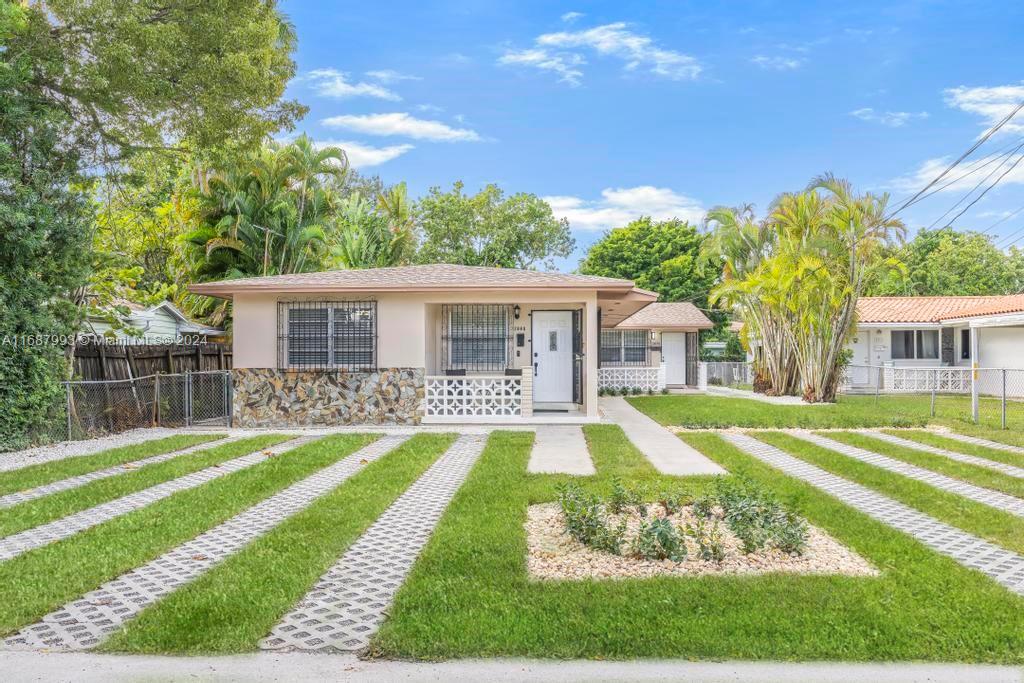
[328,190,415,269]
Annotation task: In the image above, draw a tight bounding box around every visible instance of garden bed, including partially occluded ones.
[526,502,878,580]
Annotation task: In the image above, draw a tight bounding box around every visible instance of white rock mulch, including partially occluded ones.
[526,503,878,581]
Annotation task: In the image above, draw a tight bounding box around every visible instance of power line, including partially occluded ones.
[887,100,1024,219]
[995,221,1024,248]
[984,203,1024,236]
[901,137,1024,211]
[946,151,1024,229]
[925,141,1024,230]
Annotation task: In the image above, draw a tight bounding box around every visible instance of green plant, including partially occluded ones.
[631,386,642,396]
[631,517,687,562]
[658,489,688,516]
[608,477,630,514]
[772,510,809,555]
[687,517,725,562]
[647,388,654,396]
[660,387,669,395]
[692,493,715,519]
[556,481,626,555]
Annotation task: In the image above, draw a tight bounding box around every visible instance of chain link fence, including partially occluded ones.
[702,362,754,390]
[61,371,232,441]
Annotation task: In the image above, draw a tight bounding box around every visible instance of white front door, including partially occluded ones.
[663,333,687,385]
[848,331,871,385]
[532,311,574,403]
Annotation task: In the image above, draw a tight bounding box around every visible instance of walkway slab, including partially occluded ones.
[862,431,1024,479]
[938,432,1024,456]
[722,433,1024,596]
[1,436,408,652]
[261,433,487,653]
[0,437,317,563]
[794,433,1024,518]
[0,436,240,509]
[528,426,595,475]
[599,397,725,475]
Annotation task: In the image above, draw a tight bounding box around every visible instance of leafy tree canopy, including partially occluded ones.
[870,227,1024,296]
[12,0,305,163]
[415,182,574,270]
[579,217,717,307]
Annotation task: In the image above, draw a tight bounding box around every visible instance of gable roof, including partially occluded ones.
[857,295,1024,324]
[188,264,650,298]
[615,302,714,330]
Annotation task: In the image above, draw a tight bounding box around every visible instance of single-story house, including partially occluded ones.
[847,295,1024,392]
[189,264,713,426]
[84,299,224,345]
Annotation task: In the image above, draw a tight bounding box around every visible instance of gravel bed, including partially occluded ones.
[0,428,183,472]
[526,503,878,581]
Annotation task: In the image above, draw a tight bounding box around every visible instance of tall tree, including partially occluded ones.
[328,184,416,269]
[415,182,574,269]
[579,217,717,306]
[0,4,91,449]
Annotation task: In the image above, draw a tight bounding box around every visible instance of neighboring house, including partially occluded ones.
[189,264,711,426]
[847,295,1024,391]
[84,299,224,345]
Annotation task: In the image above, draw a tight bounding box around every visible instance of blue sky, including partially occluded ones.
[280,0,1024,270]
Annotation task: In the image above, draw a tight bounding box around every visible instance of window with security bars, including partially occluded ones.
[442,304,513,372]
[277,301,377,370]
[599,329,649,366]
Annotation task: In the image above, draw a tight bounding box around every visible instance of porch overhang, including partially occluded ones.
[596,287,659,327]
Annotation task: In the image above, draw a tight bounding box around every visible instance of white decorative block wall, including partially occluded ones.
[598,367,663,392]
[423,376,523,417]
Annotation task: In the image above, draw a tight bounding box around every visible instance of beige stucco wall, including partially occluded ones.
[230,289,601,416]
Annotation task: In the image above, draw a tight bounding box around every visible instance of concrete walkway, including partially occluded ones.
[527,426,595,475]
[599,397,725,475]
[0,651,1019,683]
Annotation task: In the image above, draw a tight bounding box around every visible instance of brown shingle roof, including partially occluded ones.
[189,264,642,297]
[615,302,714,330]
[857,295,1024,324]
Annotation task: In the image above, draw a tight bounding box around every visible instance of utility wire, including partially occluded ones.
[901,137,1024,211]
[985,203,1024,237]
[946,151,1024,229]
[925,141,1024,230]
[887,100,1024,219]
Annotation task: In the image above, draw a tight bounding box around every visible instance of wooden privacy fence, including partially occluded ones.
[71,342,232,382]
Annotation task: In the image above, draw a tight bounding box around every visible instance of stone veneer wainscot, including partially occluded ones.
[232,368,424,427]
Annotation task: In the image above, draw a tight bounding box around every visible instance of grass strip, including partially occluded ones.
[0,435,294,539]
[0,434,224,496]
[0,433,376,635]
[825,431,1024,500]
[756,431,1024,556]
[884,430,1024,468]
[372,427,1024,662]
[105,433,457,654]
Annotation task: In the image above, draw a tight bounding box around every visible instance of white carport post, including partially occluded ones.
[970,325,980,423]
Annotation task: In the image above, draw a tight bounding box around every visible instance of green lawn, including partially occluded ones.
[372,426,1024,662]
[0,433,375,635]
[885,430,1024,465]
[629,393,1022,432]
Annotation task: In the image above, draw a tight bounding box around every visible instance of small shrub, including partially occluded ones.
[608,477,630,514]
[592,517,628,555]
[772,510,809,555]
[631,517,687,562]
[692,493,715,519]
[646,387,654,395]
[660,387,669,395]
[630,386,642,396]
[658,489,688,516]
[556,482,607,545]
[597,387,607,396]
[687,517,725,562]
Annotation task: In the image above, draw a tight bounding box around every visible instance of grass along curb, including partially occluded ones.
[0,434,224,497]
[0,433,376,636]
[104,433,457,654]
[754,432,1024,556]
[826,432,1024,499]
[0,435,293,539]
[372,427,1024,662]
[888,430,1024,468]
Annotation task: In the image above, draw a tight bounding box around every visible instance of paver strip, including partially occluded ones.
[0,436,409,652]
[599,397,725,475]
[0,437,318,563]
[792,432,1024,518]
[863,431,1024,479]
[0,430,186,474]
[0,437,240,509]
[528,426,595,475]
[260,433,488,653]
[722,433,1024,595]
[937,432,1024,456]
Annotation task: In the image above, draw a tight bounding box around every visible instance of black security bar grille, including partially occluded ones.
[277,300,377,371]
[441,304,514,372]
[599,329,650,367]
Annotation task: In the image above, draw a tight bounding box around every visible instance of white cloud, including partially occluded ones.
[314,139,414,168]
[944,83,1024,135]
[499,22,701,85]
[751,55,802,71]
[415,103,445,113]
[543,186,706,231]
[499,48,585,86]
[561,11,584,23]
[304,68,400,101]
[321,112,482,142]
[365,69,421,84]
[888,155,1024,194]
[850,107,929,127]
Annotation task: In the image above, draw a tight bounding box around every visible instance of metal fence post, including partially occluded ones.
[185,370,192,427]
[154,373,161,427]
[1002,369,1007,430]
[875,366,881,404]
[64,382,73,440]
[930,368,936,418]
[223,370,233,428]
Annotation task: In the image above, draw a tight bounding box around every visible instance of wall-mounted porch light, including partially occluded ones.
[513,304,521,320]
